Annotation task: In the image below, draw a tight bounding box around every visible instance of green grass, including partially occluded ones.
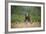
[11,15,41,23]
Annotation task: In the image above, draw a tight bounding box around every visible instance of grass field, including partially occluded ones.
[11,6,41,28]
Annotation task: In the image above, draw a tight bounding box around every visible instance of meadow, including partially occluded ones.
[11,6,41,28]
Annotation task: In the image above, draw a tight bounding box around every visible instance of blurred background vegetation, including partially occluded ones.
[11,6,41,23]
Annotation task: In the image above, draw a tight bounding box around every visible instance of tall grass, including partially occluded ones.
[11,14,41,23]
